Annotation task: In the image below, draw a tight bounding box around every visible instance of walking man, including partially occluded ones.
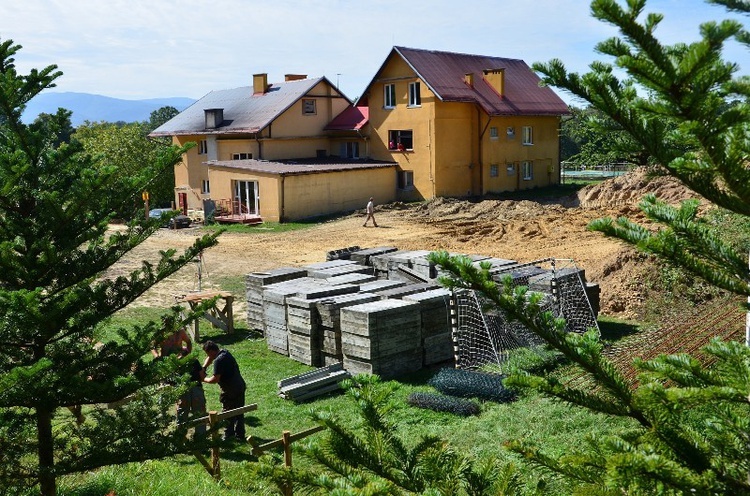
[201,341,247,441]
[363,197,378,227]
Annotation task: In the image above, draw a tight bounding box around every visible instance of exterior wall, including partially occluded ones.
[206,166,396,222]
[260,137,332,160]
[367,56,436,202]
[432,102,476,197]
[271,81,349,138]
[217,138,258,160]
[282,168,396,221]
[481,115,561,193]
[366,53,563,199]
[207,167,281,221]
[172,135,209,210]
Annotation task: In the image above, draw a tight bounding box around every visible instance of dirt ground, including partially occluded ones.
[125,167,699,322]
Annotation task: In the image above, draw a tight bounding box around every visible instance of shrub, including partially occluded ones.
[407,391,481,417]
[428,368,516,403]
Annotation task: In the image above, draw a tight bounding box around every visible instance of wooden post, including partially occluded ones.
[282,430,292,467]
[282,430,293,496]
[745,251,750,347]
[209,411,221,480]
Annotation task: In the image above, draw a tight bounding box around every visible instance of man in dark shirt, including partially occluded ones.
[201,341,247,441]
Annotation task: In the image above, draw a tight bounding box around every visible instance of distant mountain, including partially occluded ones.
[21,92,196,127]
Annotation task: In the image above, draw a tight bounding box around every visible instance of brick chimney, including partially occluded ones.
[483,68,505,96]
[253,73,269,95]
[284,74,307,81]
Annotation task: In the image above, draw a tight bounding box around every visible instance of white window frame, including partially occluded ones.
[384,83,396,109]
[198,139,208,155]
[232,153,252,160]
[522,161,533,180]
[408,81,421,107]
[522,126,533,145]
[489,127,498,140]
[489,164,499,177]
[398,170,414,190]
[302,99,317,115]
[201,179,210,194]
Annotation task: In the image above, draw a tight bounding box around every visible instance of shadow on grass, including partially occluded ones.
[196,326,262,347]
[598,318,641,343]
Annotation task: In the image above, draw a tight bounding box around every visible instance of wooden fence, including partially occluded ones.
[188,404,258,479]
[249,425,327,496]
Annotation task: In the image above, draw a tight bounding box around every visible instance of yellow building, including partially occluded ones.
[150,74,388,222]
[361,47,570,201]
[151,48,569,222]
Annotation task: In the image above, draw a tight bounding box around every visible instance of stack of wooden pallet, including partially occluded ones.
[370,250,433,281]
[245,267,306,333]
[316,292,381,366]
[278,362,351,402]
[262,278,327,355]
[404,288,454,366]
[285,284,361,366]
[340,299,423,379]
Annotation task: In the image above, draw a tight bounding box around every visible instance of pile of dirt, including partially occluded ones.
[571,166,701,208]
[123,167,700,323]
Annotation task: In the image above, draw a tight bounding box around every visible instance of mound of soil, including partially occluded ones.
[120,167,700,322]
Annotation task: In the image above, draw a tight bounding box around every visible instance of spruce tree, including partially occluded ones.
[0,39,220,495]
[431,0,750,493]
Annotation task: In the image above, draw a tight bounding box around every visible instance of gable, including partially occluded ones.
[362,47,569,117]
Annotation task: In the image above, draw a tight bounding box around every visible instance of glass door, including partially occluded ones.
[233,180,259,215]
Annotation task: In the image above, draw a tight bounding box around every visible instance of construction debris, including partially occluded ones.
[278,362,351,402]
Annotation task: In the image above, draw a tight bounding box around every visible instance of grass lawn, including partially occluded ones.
[52,307,640,496]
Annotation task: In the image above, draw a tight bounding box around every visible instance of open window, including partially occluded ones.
[388,130,413,151]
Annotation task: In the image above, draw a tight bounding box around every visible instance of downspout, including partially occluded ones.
[255,134,263,160]
[280,173,285,223]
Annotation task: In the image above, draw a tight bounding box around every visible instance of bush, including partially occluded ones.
[428,368,516,403]
[407,392,481,417]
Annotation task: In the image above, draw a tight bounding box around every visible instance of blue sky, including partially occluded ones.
[2,0,748,105]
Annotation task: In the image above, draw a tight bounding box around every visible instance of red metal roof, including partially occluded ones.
[369,47,569,116]
[324,105,369,131]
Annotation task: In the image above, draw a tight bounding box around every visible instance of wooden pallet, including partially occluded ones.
[278,362,351,402]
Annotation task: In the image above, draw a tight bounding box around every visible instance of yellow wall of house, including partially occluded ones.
[206,166,396,222]
[171,135,209,210]
[282,168,396,221]
[367,56,437,201]
[480,115,561,193]
[272,81,349,138]
[366,54,563,199]
[217,139,258,160]
[432,102,476,197]
[206,168,280,221]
